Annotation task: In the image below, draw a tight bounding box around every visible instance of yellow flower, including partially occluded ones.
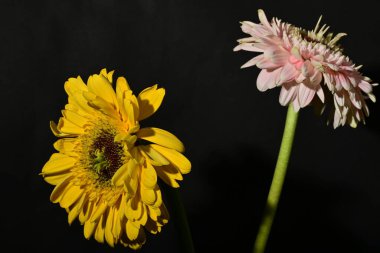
[41,69,191,249]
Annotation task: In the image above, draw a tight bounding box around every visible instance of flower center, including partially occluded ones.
[92,148,110,174]
[291,17,345,52]
[88,128,125,183]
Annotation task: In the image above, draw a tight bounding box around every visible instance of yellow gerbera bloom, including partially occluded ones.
[41,69,191,249]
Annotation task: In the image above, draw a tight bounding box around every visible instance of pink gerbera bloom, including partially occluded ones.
[234,9,377,128]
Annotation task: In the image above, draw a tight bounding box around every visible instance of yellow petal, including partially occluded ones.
[118,194,127,220]
[126,220,140,240]
[100,68,114,83]
[57,117,85,135]
[140,186,157,205]
[112,209,122,240]
[64,77,95,114]
[141,162,157,189]
[137,127,184,152]
[116,77,130,121]
[68,208,78,226]
[124,98,136,127]
[68,193,86,225]
[43,172,71,185]
[83,91,119,119]
[149,205,163,222]
[53,138,78,155]
[64,76,87,94]
[50,121,74,137]
[125,196,143,221]
[105,207,115,247]
[69,93,96,116]
[127,92,140,122]
[137,85,165,120]
[42,153,76,175]
[138,204,148,226]
[84,220,97,239]
[145,219,160,234]
[151,144,191,174]
[94,214,106,243]
[60,184,83,208]
[155,164,183,188]
[66,101,91,116]
[111,162,129,187]
[62,109,89,128]
[90,201,108,222]
[50,177,73,203]
[114,132,131,143]
[127,158,138,177]
[123,160,139,197]
[69,94,95,115]
[79,200,93,224]
[153,187,163,208]
[139,145,169,166]
[116,77,130,96]
[87,74,118,110]
[129,240,145,250]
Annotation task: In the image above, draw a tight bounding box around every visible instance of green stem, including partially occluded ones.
[253,104,299,253]
[166,188,195,253]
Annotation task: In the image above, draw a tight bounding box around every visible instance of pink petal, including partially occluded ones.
[298,83,316,107]
[241,55,263,68]
[279,83,297,106]
[333,74,343,91]
[310,71,322,87]
[235,43,264,52]
[347,74,358,87]
[292,97,300,112]
[264,48,289,66]
[256,56,282,69]
[316,86,325,103]
[333,110,341,129]
[241,21,257,34]
[334,93,345,106]
[241,21,271,38]
[258,9,272,30]
[323,73,334,91]
[256,68,282,92]
[261,35,283,46]
[349,91,362,109]
[337,73,351,90]
[250,25,272,38]
[282,32,292,49]
[278,63,298,85]
[358,80,373,94]
[301,60,314,78]
[252,42,272,51]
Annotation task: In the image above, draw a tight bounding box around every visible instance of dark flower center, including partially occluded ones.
[89,130,124,182]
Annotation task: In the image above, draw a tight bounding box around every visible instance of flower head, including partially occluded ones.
[234,9,377,128]
[41,69,191,249]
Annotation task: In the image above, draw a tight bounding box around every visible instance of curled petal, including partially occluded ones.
[137,85,165,121]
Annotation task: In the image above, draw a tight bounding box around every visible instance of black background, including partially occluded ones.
[2,0,380,252]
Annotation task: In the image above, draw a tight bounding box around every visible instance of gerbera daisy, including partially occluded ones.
[41,69,191,249]
[234,9,377,128]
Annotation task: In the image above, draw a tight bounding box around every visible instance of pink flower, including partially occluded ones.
[234,9,377,128]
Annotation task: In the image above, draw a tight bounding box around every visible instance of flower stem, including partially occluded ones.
[253,104,299,253]
[166,188,195,253]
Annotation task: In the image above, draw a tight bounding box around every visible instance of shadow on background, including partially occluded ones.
[189,144,274,253]
[270,175,367,253]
